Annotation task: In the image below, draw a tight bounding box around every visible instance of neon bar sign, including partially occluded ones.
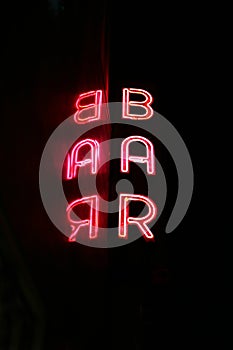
[66,88,157,242]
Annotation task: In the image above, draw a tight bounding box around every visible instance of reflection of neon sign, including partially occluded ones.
[119,194,157,240]
[74,90,102,124]
[66,88,157,242]
[66,139,99,179]
[66,196,99,241]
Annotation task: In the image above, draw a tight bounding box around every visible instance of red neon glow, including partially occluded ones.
[121,136,155,175]
[119,194,157,240]
[66,139,99,179]
[67,195,99,241]
[74,90,102,124]
[122,88,153,120]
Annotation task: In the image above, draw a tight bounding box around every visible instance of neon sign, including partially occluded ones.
[121,136,155,175]
[39,86,194,247]
[119,194,157,240]
[66,88,157,242]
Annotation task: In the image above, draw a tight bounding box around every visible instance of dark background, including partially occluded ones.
[0,1,228,349]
